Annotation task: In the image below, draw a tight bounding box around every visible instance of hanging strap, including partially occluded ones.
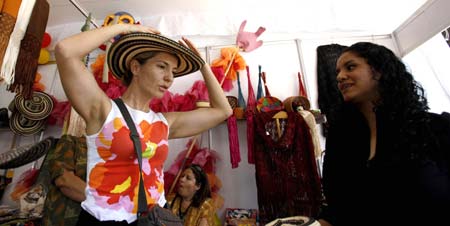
[113,98,148,217]
[298,72,307,98]
[245,66,256,164]
[256,65,264,100]
[261,72,272,97]
[237,72,246,109]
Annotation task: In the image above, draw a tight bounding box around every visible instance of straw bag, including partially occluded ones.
[266,216,320,226]
[113,98,183,226]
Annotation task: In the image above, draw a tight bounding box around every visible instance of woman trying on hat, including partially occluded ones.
[167,164,215,226]
[55,23,232,225]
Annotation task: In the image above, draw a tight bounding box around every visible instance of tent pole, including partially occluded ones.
[69,0,99,28]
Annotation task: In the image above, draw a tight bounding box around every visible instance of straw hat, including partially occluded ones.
[9,91,53,135]
[107,32,205,80]
[0,136,56,169]
[14,91,53,120]
[283,96,311,112]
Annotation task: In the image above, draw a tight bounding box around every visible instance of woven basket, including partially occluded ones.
[283,96,311,112]
[226,96,238,109]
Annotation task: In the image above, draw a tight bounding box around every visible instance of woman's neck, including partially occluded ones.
[181,196,193,203]
[357,101,377,160]
[120,90,151,112]
[356,102,376,126]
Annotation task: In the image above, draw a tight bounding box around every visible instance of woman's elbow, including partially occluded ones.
[54,40,73,61]
[224,106,233,118]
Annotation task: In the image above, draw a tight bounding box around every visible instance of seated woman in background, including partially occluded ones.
[167,164,216,226]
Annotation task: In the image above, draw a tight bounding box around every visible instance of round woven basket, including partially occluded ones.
[226,96,238,109]
[283,96,311,112]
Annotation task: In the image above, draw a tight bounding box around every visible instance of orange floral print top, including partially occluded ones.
[82,100,169,223]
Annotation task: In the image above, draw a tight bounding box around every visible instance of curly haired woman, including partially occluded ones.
[318,42,450,226]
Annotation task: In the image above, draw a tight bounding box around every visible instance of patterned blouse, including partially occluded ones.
[82,100,169,223]
[167,195,216,226]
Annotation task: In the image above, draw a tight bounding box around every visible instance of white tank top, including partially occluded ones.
[82,100,169,223]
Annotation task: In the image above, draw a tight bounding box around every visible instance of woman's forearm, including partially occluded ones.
[55,24,159,60]
[201,64,232,117]
[56,24,125,60]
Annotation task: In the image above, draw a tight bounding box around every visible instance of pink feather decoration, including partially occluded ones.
[47,98,70,126]
[211,66,234,92]
[164,138,220,194]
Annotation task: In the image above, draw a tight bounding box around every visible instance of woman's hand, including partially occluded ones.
[118,23,160,35]
[54,169,87,202]
[179,37,204,65]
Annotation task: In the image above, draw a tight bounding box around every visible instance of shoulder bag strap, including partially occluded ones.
[113,98,148,217]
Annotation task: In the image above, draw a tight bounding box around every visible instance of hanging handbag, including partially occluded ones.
[113,98,183,226]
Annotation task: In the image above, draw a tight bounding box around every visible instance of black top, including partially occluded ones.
[319,105,450,226]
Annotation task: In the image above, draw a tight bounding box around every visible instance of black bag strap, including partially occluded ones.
[113,98,148,217]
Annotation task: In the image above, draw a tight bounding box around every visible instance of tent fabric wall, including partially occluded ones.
[403,33,450,113]
[394,0,450,56]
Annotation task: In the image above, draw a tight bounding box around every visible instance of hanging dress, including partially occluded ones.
[253,111,322,225]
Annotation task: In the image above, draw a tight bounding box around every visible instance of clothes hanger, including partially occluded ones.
[273,110,287,139]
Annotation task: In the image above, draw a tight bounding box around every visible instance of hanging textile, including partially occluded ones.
[245,66,257,164]
[253,111,322,225]
[0,0,23,84]
[0,0,36,85]
[256,65,264,100]
[316,44,347,135]
[299,110,322,158]
[227,115,240,168]
[8,0,49,98]
[226,72,245,169]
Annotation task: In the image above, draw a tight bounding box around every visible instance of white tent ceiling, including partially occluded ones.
[47,0,428,37]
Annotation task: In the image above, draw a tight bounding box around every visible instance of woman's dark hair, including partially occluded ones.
[342,42,433,159]
[122,51,161,86]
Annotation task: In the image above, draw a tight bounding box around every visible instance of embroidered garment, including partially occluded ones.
[167,195,216,226]
[82,100,169,223]
[253,111,322,225]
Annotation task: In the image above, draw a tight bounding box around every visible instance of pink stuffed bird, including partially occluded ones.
[236,20,266,52]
